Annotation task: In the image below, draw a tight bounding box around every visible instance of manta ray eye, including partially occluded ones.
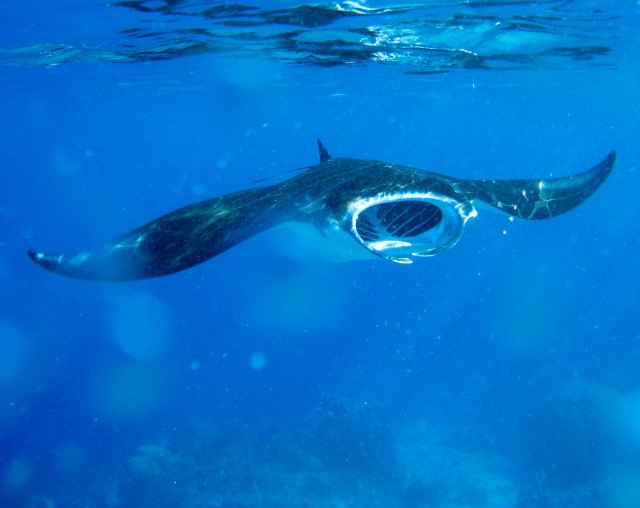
[351,194,474,264]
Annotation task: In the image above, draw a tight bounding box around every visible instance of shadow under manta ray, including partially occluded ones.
[28,140,615,281]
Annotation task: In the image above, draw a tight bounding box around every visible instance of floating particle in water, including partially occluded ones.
[250,352,267,371]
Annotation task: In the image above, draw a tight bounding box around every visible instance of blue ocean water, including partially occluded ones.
[1,0,640,506]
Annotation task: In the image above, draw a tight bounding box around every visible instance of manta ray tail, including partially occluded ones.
[464,151,615,219]
[28,185,292,280]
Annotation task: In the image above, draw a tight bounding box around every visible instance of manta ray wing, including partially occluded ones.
[28,185,295,280]
[458,151,615,219]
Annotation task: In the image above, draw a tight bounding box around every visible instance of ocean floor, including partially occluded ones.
[18,395,624,508]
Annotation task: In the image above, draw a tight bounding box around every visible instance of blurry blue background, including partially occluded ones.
[1,1,639,506]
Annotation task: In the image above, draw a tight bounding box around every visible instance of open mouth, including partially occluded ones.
[349,192,476,263]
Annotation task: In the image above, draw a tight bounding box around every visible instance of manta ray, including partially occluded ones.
[28,140,615,280]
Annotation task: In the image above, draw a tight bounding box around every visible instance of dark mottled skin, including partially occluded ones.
[28,144,615,280]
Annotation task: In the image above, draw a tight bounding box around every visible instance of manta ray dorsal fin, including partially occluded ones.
[317,139,331,163]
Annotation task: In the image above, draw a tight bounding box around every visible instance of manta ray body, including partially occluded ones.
[28,141,615,280]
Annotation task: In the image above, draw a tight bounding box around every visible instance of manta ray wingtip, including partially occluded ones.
[604,150,616,169]
[584,149,615,185]
[28,249,63,268]
[27,250,49,265]
[28,249,60,273]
